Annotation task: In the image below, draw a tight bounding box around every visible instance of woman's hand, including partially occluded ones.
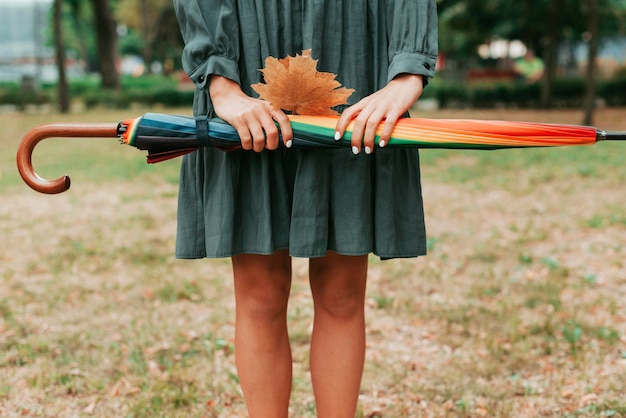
[209,75,294,152]
[334,74,424,154]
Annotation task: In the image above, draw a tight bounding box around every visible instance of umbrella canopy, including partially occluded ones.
[118,112,624,164]
[118,113,344,163]
[17,112,626,194]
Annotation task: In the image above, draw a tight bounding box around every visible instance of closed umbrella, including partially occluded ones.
[17,112,625,194]
[119,113,619,164]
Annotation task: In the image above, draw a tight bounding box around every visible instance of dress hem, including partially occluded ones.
[175,246,427,260]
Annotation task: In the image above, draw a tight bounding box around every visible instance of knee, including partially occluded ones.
[242,280,291,320]
[309,254,367,319]
[312,280,366,320]
[234,268,291,321]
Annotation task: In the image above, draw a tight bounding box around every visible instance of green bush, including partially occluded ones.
[152,89,194,107]
[421,76,602,109]
[1,73,622,111]
[79,75,191,109]
[598,74,626,106]
[427,82,469,108]
[0,84,50,108]
[511,83,541,107]
[69,77,102,96]
[83,89,131,109]
[551,78,585,107]
[81,87,194,109]
[120,75,178,91]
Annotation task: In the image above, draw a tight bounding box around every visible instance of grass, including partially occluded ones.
[1,106,626,417]
[1,108,183,193]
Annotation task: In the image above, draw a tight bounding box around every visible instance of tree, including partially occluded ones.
[92,0,119,89]
[65,0,93,72]
[539,0,565,108]
[436,0,626,112]
[582,0,599,126]
[115,0,182,73]
[53,0,70,112]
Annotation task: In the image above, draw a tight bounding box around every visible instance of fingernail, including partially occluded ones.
[379,140,386,148]
[334,131,341,141]
[286,140,292,148]
[352,146,359,155]
[365,146,372,154]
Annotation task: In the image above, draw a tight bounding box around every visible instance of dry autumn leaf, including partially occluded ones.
[251,49,354,115]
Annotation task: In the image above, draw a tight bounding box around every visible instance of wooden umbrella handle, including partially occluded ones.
[16,123,119,194]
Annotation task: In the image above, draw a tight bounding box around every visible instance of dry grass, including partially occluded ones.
[1,107,625,417]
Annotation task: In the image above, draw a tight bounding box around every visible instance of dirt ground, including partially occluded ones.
[1,107,625,417]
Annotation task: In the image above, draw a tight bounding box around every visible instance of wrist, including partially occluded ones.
[390,73,424,105]
[209,75,243,102]
[392,73,424,89]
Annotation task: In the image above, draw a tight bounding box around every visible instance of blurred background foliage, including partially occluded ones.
[0,0,625,118]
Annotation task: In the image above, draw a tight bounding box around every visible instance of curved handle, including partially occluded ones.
[16,123,119,194]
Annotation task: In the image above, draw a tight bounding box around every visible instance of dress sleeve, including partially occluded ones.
[385,0,438,84]
[173,0,241,90]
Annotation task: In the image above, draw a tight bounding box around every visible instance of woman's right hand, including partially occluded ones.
[209,75,293,152]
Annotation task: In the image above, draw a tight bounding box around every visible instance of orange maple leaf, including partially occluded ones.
[251,49,354,116]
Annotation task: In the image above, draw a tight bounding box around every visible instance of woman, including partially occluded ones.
[173,1,438,416]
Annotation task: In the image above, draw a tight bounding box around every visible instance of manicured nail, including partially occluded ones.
[334,131,341,141]
[379,140,386,148]
[286,140,292,148]
[352,146,359,155]
[365,146,372,154]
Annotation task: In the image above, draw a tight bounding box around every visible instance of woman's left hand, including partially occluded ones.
[334,74,424,155]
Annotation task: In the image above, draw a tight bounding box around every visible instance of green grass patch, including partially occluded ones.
[419,140,626,188]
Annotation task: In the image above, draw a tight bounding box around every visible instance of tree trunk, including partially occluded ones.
[68,0,91,73]
[92,0,119,89]
[53,0,70,112]
[140,0,153,74]
[582,0,599,126]
[540,0,564,108]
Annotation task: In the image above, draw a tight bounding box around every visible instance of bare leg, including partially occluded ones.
[232,250,292,418]
[309,251,368,418]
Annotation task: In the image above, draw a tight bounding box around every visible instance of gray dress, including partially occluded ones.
[173,0,438,259]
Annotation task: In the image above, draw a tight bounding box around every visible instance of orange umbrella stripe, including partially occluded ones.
[288,115,597,147]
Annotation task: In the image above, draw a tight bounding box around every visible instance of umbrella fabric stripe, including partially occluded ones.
[134,136,202,151]
[392,119,596,146]
[119,113,601,165]
[205,119,343,149]
[121,115,198,146]
[119,117,141,146]
[140,125,197,137]
[289,120,338,147]
[288,115,597,149]
[207,119,241,142]
[142,113,197,135]
[384,120,596,147]
[127,114,238,148]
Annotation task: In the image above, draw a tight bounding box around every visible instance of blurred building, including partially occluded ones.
[0,0,59,83]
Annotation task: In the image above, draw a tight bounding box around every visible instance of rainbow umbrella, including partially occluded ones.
[17,112,625,194]
[118,113,346,163]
